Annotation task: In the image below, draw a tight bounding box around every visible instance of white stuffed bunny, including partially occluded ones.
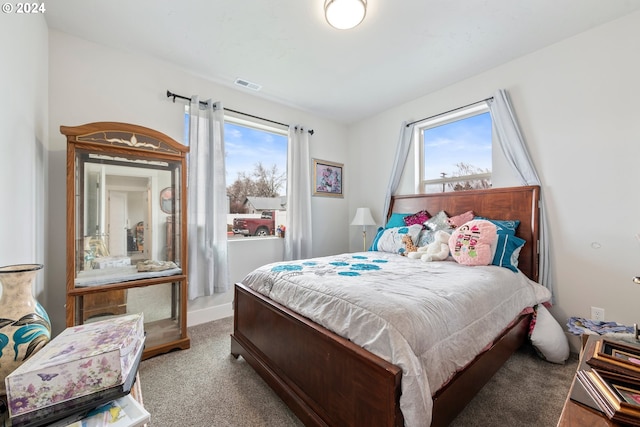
[407,230,451,262]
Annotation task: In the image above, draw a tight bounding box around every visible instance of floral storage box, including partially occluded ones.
[5,313,144,419]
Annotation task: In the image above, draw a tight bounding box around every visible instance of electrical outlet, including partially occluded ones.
[591,306,605,321]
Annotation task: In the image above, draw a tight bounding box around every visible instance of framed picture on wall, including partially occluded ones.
[312,159,343,197]
[160,187,174,214]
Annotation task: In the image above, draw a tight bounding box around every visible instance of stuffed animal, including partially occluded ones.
[401,234,418,256]
[406,230,451,262]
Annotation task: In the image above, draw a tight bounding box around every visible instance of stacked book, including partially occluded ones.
[574,335,640,426]
[4,313,149,427]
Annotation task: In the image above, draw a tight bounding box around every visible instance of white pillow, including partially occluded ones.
[372,224,422,255]
[529,304,570,364]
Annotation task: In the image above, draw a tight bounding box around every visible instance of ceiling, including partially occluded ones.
[44,1,640,124]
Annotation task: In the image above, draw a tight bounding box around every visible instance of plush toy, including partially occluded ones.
[407,230,451,262]
[401,234,418,256]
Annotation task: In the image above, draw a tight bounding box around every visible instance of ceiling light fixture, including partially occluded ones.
[324,0,366,30]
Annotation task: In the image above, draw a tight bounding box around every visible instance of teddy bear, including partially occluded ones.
[401,234,418,256]
[406,230,451,262]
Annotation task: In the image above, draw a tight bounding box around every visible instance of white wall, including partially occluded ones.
[347,11,640,351]
[0,16,48,300]
[47,30,349,333]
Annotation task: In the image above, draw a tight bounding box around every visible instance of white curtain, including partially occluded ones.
[383,121,415,217]
[187,96,229,298]
[488,89,551,296]
[284,126,313,260]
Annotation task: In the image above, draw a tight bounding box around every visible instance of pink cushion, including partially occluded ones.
[448,220,497,266]
[448,210,475,228]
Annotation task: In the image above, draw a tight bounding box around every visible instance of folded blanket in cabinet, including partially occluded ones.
[136,260,178,272]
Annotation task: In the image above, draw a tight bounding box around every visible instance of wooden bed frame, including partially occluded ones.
[231,185,541,426]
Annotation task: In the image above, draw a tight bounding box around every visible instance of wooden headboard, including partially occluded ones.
[389,185,540,282]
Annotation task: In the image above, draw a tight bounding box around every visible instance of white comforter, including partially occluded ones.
[241,252,551,427]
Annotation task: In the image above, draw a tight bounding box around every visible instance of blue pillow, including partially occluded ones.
[385,213,410,228]
[475,216,520,235]
[369,227,384,250]
[492,234,526,272]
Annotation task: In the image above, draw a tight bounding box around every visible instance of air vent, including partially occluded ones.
[234,78,261,91]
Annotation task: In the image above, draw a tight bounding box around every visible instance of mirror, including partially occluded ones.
[74,149,182,286]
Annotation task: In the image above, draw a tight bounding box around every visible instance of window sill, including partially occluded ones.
[228,236,282,242]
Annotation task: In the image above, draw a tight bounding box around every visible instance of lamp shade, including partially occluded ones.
[351,207,376,226]
[324,0,366,30]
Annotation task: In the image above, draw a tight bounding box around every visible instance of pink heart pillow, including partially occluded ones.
[448,220,497,266]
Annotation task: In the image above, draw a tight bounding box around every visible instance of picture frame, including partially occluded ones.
[586,339,640,378]
[578,368,640,425]
[312,159,343,197]
[159,187,174,214]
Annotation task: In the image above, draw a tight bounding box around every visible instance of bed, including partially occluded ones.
[231,185,547,427]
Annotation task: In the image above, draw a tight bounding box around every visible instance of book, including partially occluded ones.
[56,394,150,427]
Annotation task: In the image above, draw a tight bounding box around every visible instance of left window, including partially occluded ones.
[184,109,288,238]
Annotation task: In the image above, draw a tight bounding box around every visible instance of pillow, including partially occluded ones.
[371,224,423,255]
[385,213,410,229]
[529,304,570,364]
[474,216,520,235]
[368,227,384,251]
[424,210,451,232]
[492,234,526,272]
[416,229,437,247]
[403,210,430,227]
[448,210,474,228]
[448,220,497,266]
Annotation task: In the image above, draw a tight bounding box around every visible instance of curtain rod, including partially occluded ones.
[166,90,314,135]
[405,96,494,127]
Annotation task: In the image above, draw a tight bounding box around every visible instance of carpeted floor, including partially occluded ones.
[139,316,577,427]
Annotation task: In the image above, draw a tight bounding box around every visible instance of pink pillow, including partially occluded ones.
[448,210,475,228]
[448,220,497,266]
[403,210,430,227]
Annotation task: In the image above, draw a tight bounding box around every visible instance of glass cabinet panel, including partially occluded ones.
[62,122,190,359]
[78,282,185,350]
[73,149,182,283]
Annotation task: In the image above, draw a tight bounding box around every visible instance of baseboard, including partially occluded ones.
[187,302,233,327]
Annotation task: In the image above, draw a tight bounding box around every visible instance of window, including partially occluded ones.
[224,118,288,210]
[184,108,288,238]
[418,103,492,193]
[224,118,288,238]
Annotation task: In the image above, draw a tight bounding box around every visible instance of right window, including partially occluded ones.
[418,103,492,193]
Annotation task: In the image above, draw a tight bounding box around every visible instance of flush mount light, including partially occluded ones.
[324,0,366,30]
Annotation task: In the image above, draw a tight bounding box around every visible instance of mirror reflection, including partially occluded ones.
[75,152,182,287]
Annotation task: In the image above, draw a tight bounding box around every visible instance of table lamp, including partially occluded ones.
[351,207,377,251]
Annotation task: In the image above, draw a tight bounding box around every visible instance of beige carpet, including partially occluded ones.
[139,316,577,427]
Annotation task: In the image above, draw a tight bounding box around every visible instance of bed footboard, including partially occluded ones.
[430,312,531,427]
[231,283,403,427]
